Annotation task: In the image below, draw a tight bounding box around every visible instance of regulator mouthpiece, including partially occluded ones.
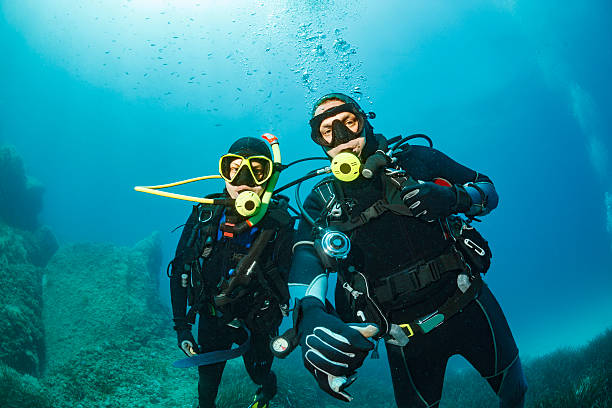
[331,152,361,182]
[234,190,262,217]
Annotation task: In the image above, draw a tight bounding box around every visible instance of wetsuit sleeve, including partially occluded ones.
[289,190,328,304]
[169,206,199,330]
[401,146,499,217]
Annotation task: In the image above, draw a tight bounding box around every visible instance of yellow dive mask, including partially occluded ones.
[219,154,274,186]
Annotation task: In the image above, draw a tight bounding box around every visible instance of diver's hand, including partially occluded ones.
[297,296,378,402]
[176,327,199,357]
[401,181,457,220]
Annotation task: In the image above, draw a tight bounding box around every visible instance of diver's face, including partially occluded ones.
[224,158,265,199]
[315,99,365,159]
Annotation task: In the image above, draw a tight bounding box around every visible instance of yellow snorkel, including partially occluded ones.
[134,133,282,233]
[244,133,281,227]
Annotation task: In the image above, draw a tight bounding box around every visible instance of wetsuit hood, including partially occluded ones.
[227,137,272,160]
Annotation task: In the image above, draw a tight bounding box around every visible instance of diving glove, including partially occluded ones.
[297,296,378,402]
[401,181,470,221]
[175,326,199,357]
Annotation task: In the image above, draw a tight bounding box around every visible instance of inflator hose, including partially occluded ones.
[362,135,390,179]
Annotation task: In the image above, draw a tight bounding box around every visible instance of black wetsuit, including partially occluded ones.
[170,200,294,408]
[290,143,528,407]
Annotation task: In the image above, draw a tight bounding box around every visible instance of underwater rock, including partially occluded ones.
[0,194,55,377]
[0,222,58,268]
[0,222,29,266]
[23,225,59,268]
[0,145,58,268]
[40,233,202,407]
[42,335,198,407]
[0,263,45,377]
[0,145,44,231]
[606,191,611,250]
[131,231,163,292]
[42,233,167,371]
[0,362,52,408]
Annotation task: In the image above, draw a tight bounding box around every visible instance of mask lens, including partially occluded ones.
[219,154,273,186]
[248,157,273,183]
[219,154,243,182]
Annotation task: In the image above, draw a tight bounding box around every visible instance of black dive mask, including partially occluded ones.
[310,103,365,148]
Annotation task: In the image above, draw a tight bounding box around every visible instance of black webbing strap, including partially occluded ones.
[332,199,386,231]
[373,252,465,304]
[214,229,275,307]
[329,173,415,232]
[395,277,484,339]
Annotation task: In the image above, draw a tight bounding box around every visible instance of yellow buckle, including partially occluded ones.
[399,323,415,337]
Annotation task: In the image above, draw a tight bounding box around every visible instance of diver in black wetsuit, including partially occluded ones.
[169,137,294,408]
[287,94,528,407]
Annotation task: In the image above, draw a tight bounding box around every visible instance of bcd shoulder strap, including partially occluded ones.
[181,201,225,324]
[193,202,225,257]
[319,172,415,232]
[312,176,343,220]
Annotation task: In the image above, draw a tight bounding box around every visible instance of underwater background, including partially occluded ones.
[1,0,610,407]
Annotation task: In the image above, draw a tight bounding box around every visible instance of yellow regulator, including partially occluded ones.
[234,190,262,217]
[330,151,361,182]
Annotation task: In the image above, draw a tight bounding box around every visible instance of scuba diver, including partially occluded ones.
[136,136,294,408]
[282,93,528,407]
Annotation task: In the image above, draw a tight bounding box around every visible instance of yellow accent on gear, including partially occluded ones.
[134,175,224,204]
[234,190,262,217]
[330,151,361,182]
[400,323,415,337]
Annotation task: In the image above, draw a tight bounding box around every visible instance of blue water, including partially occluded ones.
[1,0,611,362]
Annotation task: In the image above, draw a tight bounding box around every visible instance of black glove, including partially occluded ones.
[297,296,378,402]
[401,181,463,221]
[175,325,199,357]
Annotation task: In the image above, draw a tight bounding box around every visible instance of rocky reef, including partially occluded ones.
[0,146,44,231]
[39,233,201,408]
[0,146,58,379]
[42,234,166,371]
[0,228,197,408]
[0,145,57,406]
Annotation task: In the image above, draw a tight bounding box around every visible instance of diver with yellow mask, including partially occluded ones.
[136,135,294,408]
